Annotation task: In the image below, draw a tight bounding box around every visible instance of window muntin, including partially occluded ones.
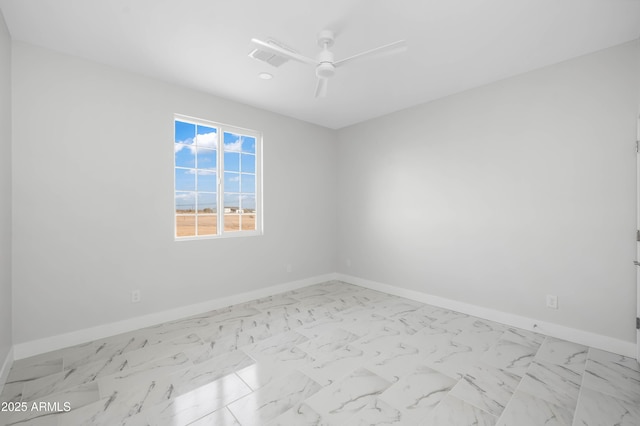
[174,115,261,239]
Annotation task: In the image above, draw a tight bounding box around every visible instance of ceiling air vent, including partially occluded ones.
[248,39,296,68]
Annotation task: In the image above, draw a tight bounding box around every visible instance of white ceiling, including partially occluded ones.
[1,0,639,129]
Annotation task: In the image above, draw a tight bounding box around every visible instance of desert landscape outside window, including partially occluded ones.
[174,115,261,239]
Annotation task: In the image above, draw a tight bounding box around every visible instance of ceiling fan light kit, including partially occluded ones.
[250,29,406,98]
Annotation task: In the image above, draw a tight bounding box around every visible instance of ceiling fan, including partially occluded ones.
[250,30,407,98]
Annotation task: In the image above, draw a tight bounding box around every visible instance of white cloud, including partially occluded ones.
[197,132,218,150]
[174,143,189,153]
[175,132,217,154]
[224,135,242,152]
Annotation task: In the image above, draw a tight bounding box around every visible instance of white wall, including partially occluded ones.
[11,42,338,344]
[337,41,640,343]
[9,37,640,352]
[0,11,12,368]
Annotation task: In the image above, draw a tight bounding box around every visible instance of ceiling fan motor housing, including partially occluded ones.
[316,62,335,78]
[316,49,335,78]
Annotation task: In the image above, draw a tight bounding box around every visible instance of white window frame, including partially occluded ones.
[174,114,263,240]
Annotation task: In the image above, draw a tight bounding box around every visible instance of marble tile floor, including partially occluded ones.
[1,280,639,426]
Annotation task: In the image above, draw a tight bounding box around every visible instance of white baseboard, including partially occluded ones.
[13,273,338,360]
[0,346,14,394]
[12,271,636,361]
[337,273,637,359]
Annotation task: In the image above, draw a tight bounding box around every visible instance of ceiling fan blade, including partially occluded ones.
[334,40,407,68]
[250,38,318,66]
[315,78,328,98]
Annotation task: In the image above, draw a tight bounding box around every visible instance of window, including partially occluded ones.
[174,115,261,239]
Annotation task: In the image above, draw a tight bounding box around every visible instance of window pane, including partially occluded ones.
[223,191,240,232]
[175,118,260,239]
[197,170,216,192]
[224,215,240,232]
[176,215,195,237]
[198,193,217,213]
[224,152,240,172]
[175,192,195,213]
[241,213,256,231]
[241,194,256,212]
[241,153,255,173]
[242,136,256,154]
[197,148,216,170]
[175,144,195,168]
[197,215,217,236]
[224,193,240,212]
[175,168,196,191]
[241,174,255,194]
[175,121,195,144]
[196,125,217,149]
[224,131,242,152]
[224,172,240,192]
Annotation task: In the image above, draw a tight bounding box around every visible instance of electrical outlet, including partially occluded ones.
[286,264,292,273]
[546,294,558,309]
[346,258,351,267]
[131,290,141,303]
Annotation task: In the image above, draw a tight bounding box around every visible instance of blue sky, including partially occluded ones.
[175,120,256,212]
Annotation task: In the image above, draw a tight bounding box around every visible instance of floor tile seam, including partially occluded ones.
[172,374,253,423]
[21,369,80,402]
[513,383,578,421]
[233,369,256,393]
[568,347,593,426]
[445,391,500,421]
[518,359,583,413]
[493,340,544,424]
[448,373,513,419]
[224,406,242,426]
[186,406,237,426]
